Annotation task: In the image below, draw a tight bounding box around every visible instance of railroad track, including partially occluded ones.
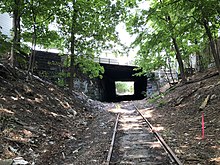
[105,103,182,165]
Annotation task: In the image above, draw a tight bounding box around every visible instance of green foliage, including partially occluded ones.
[53,0,125,84]
[2,0,219,81]
[125,0,220,76]
[157,99,166,107]
[76,56,104,79]
[147,93,166,107]
[0,30,11,56]
[56,0,123,53]
[0,0,125,82]
[20,0,63,48]
[57,72,68,87]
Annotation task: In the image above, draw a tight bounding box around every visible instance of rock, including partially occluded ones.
[79,121,87,126]
[23,84,34,96]
[67,114,74,118]
[199,95,210,111]
[8,146,18,154]
[72,147,81,154]
[67,108,77,116]
[0,159,13,165]
[12,105,17,109]
[0,145,3,153]
[12,157,29,165]
[210,94,217,100]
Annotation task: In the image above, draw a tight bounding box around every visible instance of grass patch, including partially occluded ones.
[148,93,164,103]
[147,93,167,107]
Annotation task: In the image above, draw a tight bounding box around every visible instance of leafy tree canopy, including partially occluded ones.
[125,0,220,76]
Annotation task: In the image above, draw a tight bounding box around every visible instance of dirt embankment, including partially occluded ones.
[147,68,220,165]
[0,64,115,165]
[0,63,219,165]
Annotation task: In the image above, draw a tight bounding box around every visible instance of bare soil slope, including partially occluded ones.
[146,68,220,165]
[0,64,115,165]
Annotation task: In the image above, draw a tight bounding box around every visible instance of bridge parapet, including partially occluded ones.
[94,57,135,66]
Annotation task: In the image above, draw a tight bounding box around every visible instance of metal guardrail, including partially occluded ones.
[94,57,135,66]
[94,57,119,65]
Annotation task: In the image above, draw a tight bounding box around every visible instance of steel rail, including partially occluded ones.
[106,113,120,165]
[133,104,183,165]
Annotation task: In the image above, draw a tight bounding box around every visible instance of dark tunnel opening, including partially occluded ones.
[100,64,147,102]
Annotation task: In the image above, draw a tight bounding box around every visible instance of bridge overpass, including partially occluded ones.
[94,57,147,101]
[34,51,147,102]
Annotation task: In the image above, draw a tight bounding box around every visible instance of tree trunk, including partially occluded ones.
[27,2,37,80]
[69,0,77,92]
[11,0,21,69]
[27,23,37,79]
[166,55,175,84]
[69,35,75,92]
[172,37,187,82]
[215,39,220,61]
[203,18,220,74]
[195,39,203,72]
[196,51,203,72]
[160,4,186,83]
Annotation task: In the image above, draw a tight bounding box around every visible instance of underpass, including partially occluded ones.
[34,51,147,102]
[100,62,147,102]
